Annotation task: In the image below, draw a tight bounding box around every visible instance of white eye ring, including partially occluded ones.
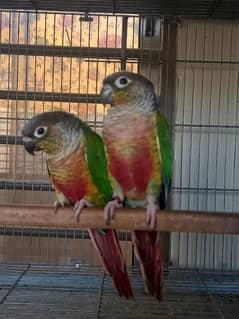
[34,126,48,138]
[114,76,131,89]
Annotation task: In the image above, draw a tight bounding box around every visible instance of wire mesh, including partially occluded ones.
[0,264,238,318]
[0,10,238,272]
[1,1,239,18]
[171,19,239,271]
[0,11,162,203]
[0,10,163,267]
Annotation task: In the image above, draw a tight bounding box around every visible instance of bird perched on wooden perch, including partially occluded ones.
[22,110,134,299]
[101,71,173,301]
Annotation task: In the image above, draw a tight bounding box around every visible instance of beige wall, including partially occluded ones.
[171,19,239,270]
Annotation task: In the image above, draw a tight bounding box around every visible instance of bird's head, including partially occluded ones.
[100,71,157,112]
[22,111,77,156]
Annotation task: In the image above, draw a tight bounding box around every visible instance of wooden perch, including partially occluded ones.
[0,205,238,234]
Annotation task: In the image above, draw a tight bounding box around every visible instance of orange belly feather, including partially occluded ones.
[48,147,100,204]
[104,112,161,199]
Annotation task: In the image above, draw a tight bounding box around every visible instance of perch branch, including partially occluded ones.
[0,205,238,234]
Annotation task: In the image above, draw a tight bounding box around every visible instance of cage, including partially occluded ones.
[0,1,239,318]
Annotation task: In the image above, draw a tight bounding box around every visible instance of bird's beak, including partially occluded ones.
[100,84,113,105]
[22,136,40,155]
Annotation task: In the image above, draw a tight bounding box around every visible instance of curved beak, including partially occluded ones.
[100,84,113,105]
[22,136,40,155]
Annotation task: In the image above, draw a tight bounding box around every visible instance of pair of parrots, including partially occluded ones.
[22,71,173,301]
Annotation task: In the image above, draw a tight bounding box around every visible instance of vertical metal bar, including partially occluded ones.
[187,21,198,268]
[11,11,20,207]
[43,12,47,112]
[64,229,67,265]
[160,18,177,265]
[55,229,58,265]
[96,273,105,319]
[47,228,50,264]
[12,227,15,261]
[155,18,162,96]
[105,15,109,76]
[60,13,65,110]
[5,11,11,205]
[114,15,117,72]
[230,21,238,271]
[169,75,180,266]
[3,226,6,262]
[204,22,216,270]
[42,13,47,193]
[132,17,135,49]
[148,17,153,78]
[32,12,38,204]
[86,18,91,122]
[177,20,188,267]
[28,11,35,203]
[21,11,26,204]
[68,14,73,112]
[78,16,82,118]
[52,13,56,110]
[131,16,136,73]
[213,22,224,271]
[95,15,100,131]
[196,20,207,268]
[231,52,239,270]
[222,22,233,271]
[29,228,33,264]
[121,16,128,70]
[161,18,177,124]
[73,229,76,264]
[21,227,24,263]
[138,15,142,74]
[38,227,41,263]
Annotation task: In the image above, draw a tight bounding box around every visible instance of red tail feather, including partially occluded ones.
[132,230,164,301]
[88,229,134,299]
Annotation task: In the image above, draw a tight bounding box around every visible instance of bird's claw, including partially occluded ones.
[54,200,65,214]
[104,199,122,225]
[146,202,159,230]
[74,198,92,222]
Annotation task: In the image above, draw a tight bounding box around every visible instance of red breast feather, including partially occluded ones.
[107,142,153,198]
[48,147,98,204]
[104,112,157,199]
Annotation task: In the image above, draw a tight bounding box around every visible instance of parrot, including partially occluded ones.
[22,110,134,299]
[100,71,173,301]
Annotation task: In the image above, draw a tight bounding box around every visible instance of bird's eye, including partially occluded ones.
[34,126,48,138]
[114,76,131,89]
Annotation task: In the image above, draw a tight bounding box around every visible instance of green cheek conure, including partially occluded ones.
[101,71,173,301]
[22,110,134,299]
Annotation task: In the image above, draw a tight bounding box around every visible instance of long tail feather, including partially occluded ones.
[132,230,164,301]
[88,229,134,299]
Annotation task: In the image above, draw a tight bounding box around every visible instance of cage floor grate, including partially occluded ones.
[0,264,238,318]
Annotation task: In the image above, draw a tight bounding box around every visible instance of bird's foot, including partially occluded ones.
[104,197,123,225]
[74,198,93,222]
[54,200,65,214]
[146,201,160,230]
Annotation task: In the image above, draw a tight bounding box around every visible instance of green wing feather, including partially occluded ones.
[83,125,113,204]
[156,112,173,197]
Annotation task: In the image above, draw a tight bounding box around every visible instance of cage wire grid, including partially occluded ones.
[0,264,238,319]
[0,9,238,317]
[1,0,239,18]
[0,10,164,268]
[171,19,239,271]
[0,10,238,270]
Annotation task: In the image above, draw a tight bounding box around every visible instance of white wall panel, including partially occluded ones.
[171,19,239,270]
